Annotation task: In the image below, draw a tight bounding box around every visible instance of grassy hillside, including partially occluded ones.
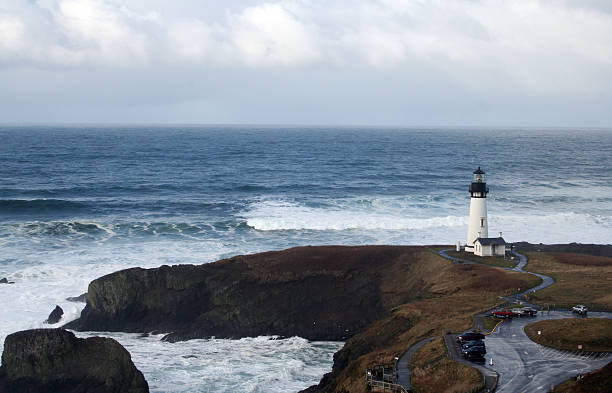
[522,252,612,310]
[315,248,540,392]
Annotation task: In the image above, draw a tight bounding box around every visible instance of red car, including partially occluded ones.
[491,309,513,318]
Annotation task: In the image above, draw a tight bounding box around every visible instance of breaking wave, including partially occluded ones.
[243,200,467,231]
[242,199,612,244]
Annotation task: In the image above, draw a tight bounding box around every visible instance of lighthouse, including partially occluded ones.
[465,167,489,253]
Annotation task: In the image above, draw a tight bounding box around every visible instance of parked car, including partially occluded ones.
[520,307,538,316]
[463,346,486,359]
[491,309,513,318]
[462,340,485,350]
[457,332,485,343]
[572,305,588,315]
[511,307,537,317]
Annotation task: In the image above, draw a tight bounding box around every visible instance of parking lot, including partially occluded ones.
[469,311,611,392]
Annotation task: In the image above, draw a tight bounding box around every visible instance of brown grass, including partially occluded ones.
[553,361,612,393]
[523,252,612,310]
[524,318,612,352]
[409,337,446,370]
[325,249,541,393]
[446,250,517,268]
[411,358,483,393]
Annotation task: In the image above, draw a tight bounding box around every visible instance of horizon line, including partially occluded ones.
[2,122,612,130]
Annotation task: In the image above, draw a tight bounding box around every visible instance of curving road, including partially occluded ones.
[437,249,554,306]
[436,248,611,393]
[483,311,611,392]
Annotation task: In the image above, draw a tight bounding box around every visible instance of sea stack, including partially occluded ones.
[0,329,149,393]
[466,166,489,252]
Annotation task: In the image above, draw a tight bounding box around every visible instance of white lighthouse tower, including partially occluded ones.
[465,167,488,253]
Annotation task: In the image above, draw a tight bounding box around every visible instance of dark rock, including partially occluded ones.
[46,306,64,324]
[0,328,149,393]
[64,246,422,341]
[66,293,87,303]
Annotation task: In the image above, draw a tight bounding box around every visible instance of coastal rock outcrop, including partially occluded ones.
[0,328,149,393]
[66,293,87,303]
[66,246,418,341]
[46,305,64,324]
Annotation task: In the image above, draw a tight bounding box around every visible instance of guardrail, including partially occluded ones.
[366,377,409,393]
[365,363,408,393]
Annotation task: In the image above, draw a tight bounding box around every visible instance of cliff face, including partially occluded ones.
[0,329,148,393]
[66,246,422,342]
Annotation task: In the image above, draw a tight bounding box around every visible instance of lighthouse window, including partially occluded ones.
[480,218,485,227]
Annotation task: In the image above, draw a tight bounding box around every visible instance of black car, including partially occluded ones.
[463,346,486,359]
[462,340,485,350]
[456,332,485,343]
[520,307,538,316]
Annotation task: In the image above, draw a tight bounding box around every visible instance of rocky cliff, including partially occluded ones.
[0,328,148,393]
[66,246,424,341]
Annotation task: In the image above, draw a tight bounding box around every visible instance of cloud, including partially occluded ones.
[229,3,320,66]
[1,1,610,69]
[0,0,611,125]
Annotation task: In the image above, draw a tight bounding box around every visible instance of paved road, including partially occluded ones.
[482,311,611,392]
[396,337,436,390]
[436,249,611,392]
[438,249,554,307]
[506,251,554,305]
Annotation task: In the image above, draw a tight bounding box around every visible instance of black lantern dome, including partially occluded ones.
[470,167,489,198]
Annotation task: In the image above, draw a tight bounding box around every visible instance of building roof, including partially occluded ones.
[475,237,506,245]
[473,166,485,174]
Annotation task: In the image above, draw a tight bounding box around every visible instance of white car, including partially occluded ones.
[572,305,588,315]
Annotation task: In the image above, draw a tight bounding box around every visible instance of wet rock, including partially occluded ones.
[0,328,149,393]
[46,305,64,324]
[66,293,87,303]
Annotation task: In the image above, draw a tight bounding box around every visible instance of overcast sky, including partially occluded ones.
[1,0,612,126]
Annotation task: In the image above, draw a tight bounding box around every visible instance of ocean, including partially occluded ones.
[1,126,611,392]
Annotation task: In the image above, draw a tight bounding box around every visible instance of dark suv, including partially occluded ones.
[462,340,485,350]
[463,345,486,359]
